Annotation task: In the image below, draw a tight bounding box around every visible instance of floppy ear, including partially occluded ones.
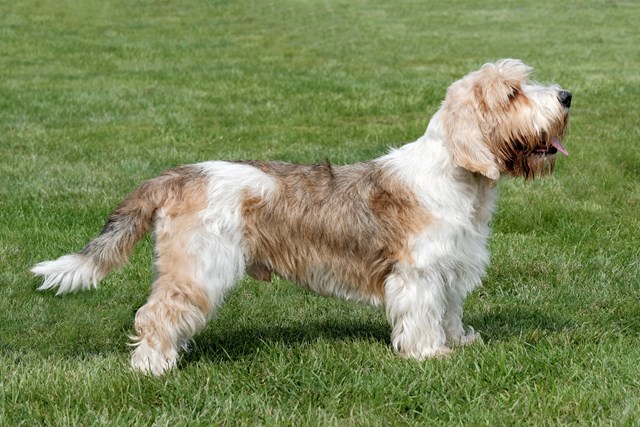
[440,82,501,181]
[475,59,532,111]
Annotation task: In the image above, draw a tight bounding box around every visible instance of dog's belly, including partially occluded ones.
[244,238,394,307]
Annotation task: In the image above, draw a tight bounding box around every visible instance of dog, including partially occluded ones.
[32,59,571,375]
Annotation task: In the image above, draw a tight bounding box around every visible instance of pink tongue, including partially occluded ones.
[552,139,569,156]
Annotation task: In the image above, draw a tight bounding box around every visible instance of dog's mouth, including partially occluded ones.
[533,138,569,157]
[530,128,569,157]
[506,132,570,179]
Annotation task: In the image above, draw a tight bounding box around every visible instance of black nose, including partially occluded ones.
[558,90,572,108]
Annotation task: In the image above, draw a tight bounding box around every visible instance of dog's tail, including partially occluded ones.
[31,166,204,295]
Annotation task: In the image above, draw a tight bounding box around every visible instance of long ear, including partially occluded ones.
[475,59,532,111]
[439,82,501,181]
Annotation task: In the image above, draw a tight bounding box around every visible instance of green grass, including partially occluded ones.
[1,0,639,424]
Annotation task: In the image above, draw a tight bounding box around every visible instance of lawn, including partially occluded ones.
[1,0,639,425]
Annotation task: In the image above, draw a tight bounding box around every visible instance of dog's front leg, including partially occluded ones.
[384,267,451,359]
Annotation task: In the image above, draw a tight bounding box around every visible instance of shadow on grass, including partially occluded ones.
[7,303,578,363]
[184,318,391,363]
[183,306,575,364]
[468,306,574,343]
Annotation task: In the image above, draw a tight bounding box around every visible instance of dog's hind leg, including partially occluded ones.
[130,272,211,376]
[130,214,245,376]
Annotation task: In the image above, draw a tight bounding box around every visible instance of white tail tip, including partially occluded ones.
[31,254,103,295]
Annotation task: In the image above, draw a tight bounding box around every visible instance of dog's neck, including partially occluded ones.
[380,122,497,230]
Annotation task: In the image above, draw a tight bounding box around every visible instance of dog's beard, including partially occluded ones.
[503,123,569,179]
[509,151,557,179]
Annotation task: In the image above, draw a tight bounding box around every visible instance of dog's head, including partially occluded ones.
[439,59,571,180]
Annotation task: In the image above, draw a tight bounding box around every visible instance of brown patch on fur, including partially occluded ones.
[151,169,210,316]
[240,161,430,303]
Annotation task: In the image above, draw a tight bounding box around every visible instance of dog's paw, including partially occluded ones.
[399,345,452,360]
[446,326,482,347]
[130,340,177,376]
[459,327,482,346]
